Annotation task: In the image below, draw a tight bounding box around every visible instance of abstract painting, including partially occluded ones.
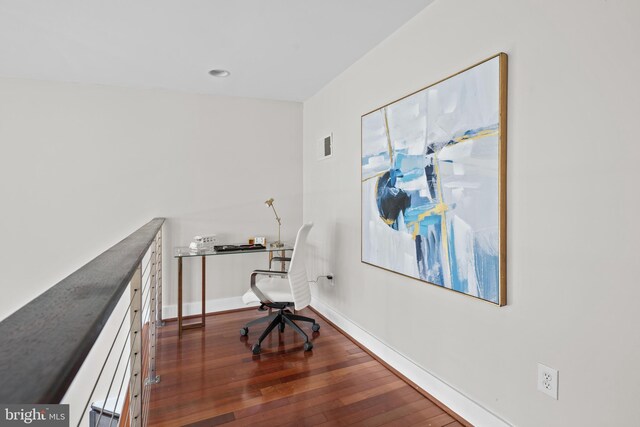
[361,53,507,305]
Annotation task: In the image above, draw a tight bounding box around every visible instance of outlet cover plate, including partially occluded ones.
[537,363,559,399]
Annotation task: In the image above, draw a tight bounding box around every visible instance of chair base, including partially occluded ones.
[241,305,319,354]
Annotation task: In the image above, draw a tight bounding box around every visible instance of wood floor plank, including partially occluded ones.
[414,412,457,427]
[388,405,444,425]
[230,371,400,426]
[325,387,427,425]
[147,308,467,426]
[182,411,235,426]
[338,378,408,406]
[360,398,436,427]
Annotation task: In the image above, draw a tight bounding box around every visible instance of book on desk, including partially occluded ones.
[213,244,266,252]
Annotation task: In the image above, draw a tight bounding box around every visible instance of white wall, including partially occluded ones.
[0,77,302,321]
[303,0,640,425]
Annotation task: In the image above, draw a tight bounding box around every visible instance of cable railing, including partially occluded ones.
[0,218,165,427]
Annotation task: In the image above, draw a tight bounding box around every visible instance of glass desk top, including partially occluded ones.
[174,244,293,258]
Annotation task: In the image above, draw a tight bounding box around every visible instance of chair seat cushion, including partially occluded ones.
[242,276,293,305]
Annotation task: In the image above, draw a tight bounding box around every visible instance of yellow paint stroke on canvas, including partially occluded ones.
[455,128,498,142]
[382,108,394,164]
[434,152,450,273]
[362,171,387,183]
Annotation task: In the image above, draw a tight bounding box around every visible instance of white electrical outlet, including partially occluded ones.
[537,363,559,399]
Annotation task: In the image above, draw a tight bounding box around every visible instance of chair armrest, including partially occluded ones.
[250,270,288,303]
[269,256,292,270]
[252,269,287,277]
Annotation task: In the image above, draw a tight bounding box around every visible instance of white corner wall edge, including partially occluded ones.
[163,296,247,319]
[311,297,512,427]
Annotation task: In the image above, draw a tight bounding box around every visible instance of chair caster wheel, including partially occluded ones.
[303,342,313,351]
[240,327,248,336]
[311,323,320,332]
[252,344,261,354]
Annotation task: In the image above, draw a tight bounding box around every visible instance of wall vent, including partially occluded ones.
[318,133,333,160]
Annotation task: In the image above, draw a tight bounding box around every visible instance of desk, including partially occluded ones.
[174,245,294,338]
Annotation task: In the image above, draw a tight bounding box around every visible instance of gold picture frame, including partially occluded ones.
[361,53,507,306]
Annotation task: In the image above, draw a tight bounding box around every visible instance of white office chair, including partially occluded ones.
[241,223,319,354]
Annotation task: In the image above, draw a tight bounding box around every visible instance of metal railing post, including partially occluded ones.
[156,228,165,326]
[146,236,160,386]
[129,264,142,427]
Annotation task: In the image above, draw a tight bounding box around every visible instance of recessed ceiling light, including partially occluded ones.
[209,69,230,78]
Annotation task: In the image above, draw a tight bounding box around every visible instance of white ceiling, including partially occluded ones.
[0,0,434,102]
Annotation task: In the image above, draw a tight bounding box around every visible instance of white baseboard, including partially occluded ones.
[310,298,512,427]
[163,296,246,319]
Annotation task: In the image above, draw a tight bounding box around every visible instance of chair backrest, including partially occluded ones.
[287,223,313,310]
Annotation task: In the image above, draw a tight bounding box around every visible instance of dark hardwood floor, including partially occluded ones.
[147,308,467,426]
